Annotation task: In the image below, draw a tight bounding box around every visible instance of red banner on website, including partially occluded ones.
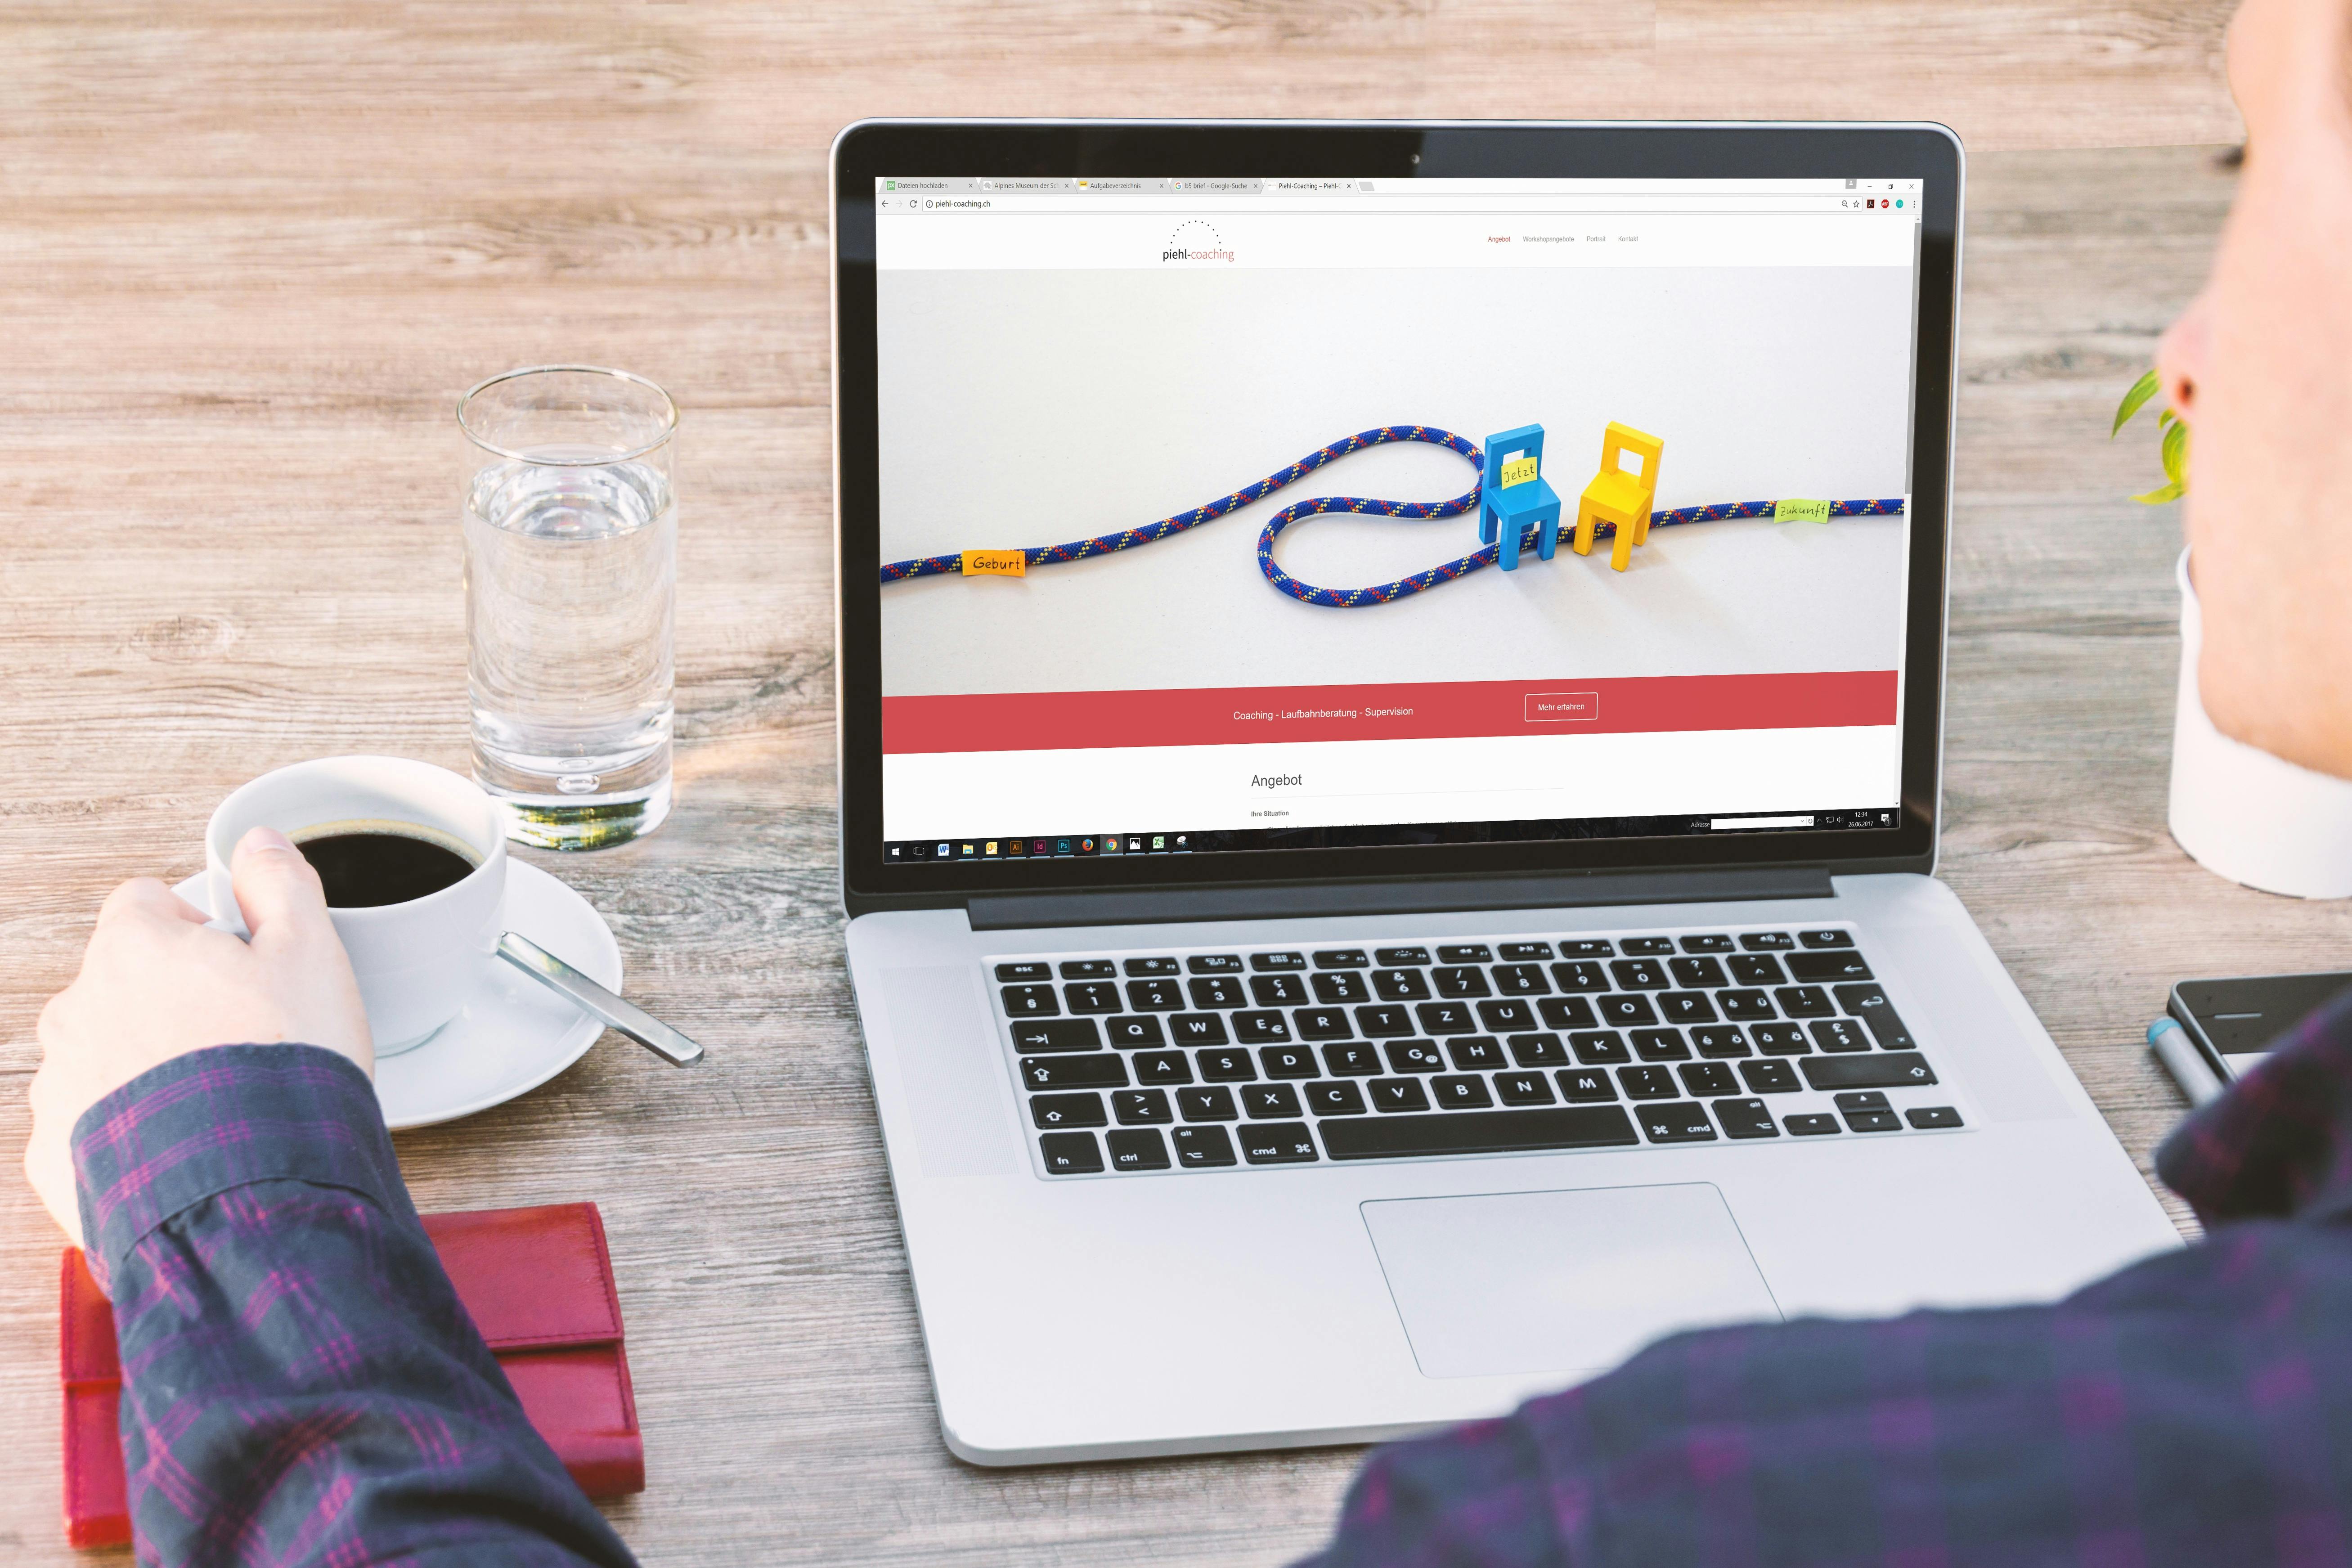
[881,670,1897,755]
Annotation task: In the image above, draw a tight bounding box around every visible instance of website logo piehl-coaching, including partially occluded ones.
[1163,219,1234,264]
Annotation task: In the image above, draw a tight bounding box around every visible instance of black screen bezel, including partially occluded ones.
[833,120,1957,915]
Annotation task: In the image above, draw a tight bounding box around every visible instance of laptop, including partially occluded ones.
[829,119,2181,1465]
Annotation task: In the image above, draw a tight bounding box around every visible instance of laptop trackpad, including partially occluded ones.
[1362,1183,1782,1380]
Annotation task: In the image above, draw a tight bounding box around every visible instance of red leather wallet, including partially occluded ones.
[61,1201,643,1550]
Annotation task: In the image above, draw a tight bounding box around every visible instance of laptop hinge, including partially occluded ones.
[965,866,1835,932]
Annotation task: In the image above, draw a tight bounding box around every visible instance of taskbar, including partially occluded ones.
[884,805,1899,865]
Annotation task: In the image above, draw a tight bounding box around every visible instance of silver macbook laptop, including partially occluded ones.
[828,119,2179,1464]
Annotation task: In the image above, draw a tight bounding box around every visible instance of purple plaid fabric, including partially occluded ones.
[1301,984,2352,1568]
[72,1044,637,1568]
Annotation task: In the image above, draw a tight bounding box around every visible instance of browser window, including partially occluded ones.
[870,176,1924,863]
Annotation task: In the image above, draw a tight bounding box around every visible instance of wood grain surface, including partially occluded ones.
[0,4,2322,1564]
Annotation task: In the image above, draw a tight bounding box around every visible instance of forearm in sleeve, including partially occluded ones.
[73,1044,639,1568]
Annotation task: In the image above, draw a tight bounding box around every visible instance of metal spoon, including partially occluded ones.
[496,931,705,1067]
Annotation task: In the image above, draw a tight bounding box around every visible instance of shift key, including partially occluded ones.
[1833,984,1916,1049]
[1020,1054,1129,1091]
[1800,1054,1937,1092]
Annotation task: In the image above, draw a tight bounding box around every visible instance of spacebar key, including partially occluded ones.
[1319,1105,1638,1159]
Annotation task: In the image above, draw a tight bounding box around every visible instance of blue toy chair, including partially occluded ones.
[1480,424,1563,571]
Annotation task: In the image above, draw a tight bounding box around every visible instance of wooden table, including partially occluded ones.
[11,6,2336,1564]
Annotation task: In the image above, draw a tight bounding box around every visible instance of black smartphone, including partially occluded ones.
[2170,971,2352,1083]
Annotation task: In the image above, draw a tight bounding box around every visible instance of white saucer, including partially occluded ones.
[171,859,620,1130]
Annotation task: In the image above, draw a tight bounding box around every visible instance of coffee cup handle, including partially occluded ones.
[186,873,251,940]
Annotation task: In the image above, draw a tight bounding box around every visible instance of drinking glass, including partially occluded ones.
[458,366,677,850]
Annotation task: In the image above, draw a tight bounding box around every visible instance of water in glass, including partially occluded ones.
[465,456,675,847]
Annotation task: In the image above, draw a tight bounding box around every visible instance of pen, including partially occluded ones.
[2149,1016,2224,1108]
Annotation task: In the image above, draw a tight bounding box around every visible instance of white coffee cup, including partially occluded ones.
[205,756,508,1053]
[2169,547,2352,898]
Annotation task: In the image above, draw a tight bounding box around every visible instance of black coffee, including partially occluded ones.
[297,831,476,908]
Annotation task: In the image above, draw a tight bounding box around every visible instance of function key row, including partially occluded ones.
[996,957,1185,982]
[996,930,1857,985]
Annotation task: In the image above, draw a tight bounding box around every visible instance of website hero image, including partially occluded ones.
[872,176,1921,863]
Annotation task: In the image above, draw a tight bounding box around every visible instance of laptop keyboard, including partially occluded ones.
[989,926,1961,1177]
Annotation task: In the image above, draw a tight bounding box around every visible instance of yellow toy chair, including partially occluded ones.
[1574,423,1665,571]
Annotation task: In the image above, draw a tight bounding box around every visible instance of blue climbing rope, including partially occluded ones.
[878,425,1904,608]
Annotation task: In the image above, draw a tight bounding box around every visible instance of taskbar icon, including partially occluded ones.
[886,831,1192,862]
[1117,832,1192,854]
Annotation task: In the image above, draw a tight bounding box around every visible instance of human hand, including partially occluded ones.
[23,827,372,1247]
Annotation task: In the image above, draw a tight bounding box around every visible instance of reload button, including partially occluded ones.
[1525,691,1600,723]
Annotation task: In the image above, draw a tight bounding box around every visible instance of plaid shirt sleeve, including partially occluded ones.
[1300,983,2352,1568]
[71,1043,638,1568]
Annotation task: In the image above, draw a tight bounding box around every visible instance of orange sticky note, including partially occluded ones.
[961,550,1026,577]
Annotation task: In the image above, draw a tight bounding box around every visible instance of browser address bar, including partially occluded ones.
[912,195,1872,216]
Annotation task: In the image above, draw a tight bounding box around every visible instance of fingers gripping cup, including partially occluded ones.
[206,758,508,1055]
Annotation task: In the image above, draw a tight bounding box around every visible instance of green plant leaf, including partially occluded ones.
[2161,417,2189,486]
[2132,480,2186,505]
[2159,407,2176,429]
[2112,368,2162,437]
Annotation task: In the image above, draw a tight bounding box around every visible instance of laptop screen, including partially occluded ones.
[869,174,1924,868]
